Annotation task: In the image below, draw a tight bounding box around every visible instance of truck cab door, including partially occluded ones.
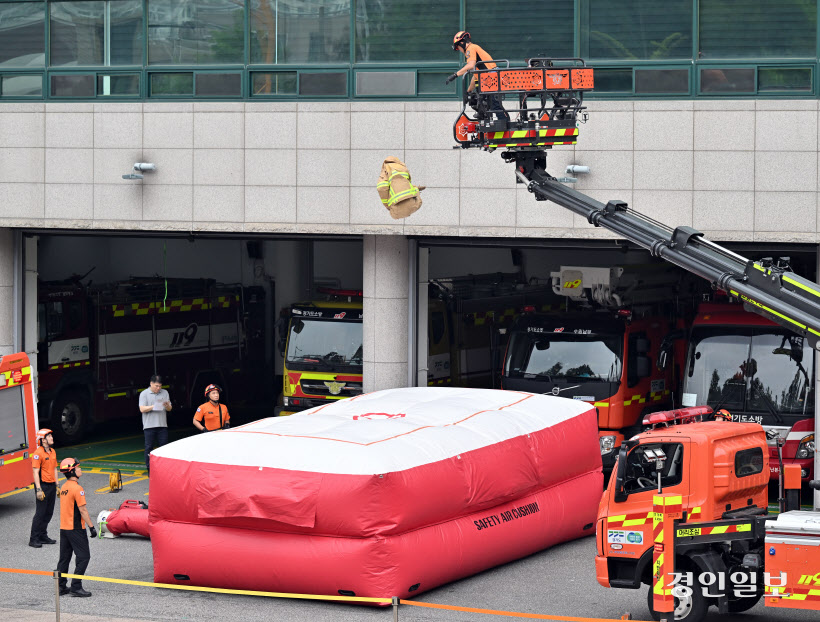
[605,439,689,561]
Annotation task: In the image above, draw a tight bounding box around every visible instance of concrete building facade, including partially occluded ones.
[1,98,819,386]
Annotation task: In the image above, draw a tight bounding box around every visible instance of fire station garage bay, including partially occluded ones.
[2,0,820,457]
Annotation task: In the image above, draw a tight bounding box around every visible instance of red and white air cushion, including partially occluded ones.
[149,387,602,599]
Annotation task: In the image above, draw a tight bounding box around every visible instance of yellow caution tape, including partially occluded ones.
[59,573,390,603]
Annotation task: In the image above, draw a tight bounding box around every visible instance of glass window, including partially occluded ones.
[50,1,143,67]
[735,447,764,478]
[355,0,455,62]
[45,302,66,339]
[759,67,812,92]
[700,0,817,59]
[195,72,241,96]
[150,72,194,95]
[504,331,623,383]
[591,68,632,93]
[582,0,692,60]
[685,330,749,412]
[748,333,814,417]
[251,71,297,95]
[0,386,27,455]
[635,68,689,93]
[51,73,95,96]
[356,70,414,96]
[1,74,43,97]
[286,319,362,372]
[299,71,346,96]
[466,0,574,61]
[418,70,455,95]
[148,0,245,65]
[97,73,140,95]
[700,68,755,93]
[0,2,45,68]
[623,442,684,494]
[251,0,350,64]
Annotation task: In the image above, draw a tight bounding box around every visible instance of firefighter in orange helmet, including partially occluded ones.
[714,409,733,421]
[446,31,509,120]
[29,429,58,548]
[193,384,231,432]
[57,458,96,597]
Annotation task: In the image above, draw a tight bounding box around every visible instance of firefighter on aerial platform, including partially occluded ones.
[446,31,509,121]
[193,384,231,432]
[29,428,58,548]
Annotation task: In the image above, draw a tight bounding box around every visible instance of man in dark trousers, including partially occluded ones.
[138,374,172,476]
[29,428,58,548]
[57,458,97,597]
[446,31,509,121]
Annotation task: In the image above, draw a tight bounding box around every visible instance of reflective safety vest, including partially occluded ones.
[377,156,424,219]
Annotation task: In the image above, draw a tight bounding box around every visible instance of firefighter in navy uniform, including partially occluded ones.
[446,31,509,121]
[193,384,231,432]
[29,428,58,548]
[57,458,97,597]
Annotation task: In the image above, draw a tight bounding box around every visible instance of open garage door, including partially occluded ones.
[416,239,818,393]
[29,232,362,456]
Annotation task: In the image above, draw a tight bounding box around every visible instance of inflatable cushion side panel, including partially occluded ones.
[152,470,602,599]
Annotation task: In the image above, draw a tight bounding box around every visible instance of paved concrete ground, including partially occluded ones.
[1,469,817,622]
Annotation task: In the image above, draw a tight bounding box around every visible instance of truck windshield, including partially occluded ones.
[286,319,363,369]
[684,328,814,419]
[504,332,622,382]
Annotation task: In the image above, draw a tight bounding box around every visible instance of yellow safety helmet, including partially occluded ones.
[453,31,470,51]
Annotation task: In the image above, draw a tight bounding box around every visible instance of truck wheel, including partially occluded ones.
[647,577,708,622]
[51,391,88,446]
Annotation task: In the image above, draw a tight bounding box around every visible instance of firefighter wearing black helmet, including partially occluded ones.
[57,457,96,597]
[193,384,231,432]
[29,428,58,548]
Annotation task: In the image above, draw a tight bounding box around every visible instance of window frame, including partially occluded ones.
[734,447,764,478]
[0,1,819,101]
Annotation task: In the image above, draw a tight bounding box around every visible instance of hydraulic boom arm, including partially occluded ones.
[454,58,820,349]
[508,150,820,350]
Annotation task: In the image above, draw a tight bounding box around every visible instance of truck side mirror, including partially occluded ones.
[656,328,685,370]
[614,444,630,503]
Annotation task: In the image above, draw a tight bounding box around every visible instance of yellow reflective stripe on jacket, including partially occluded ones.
[386,169,418,207]
[388,188,418,206]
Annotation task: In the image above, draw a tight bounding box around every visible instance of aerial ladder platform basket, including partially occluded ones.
[453,58,593,151]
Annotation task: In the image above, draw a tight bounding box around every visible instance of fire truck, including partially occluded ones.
[427,273,555,389]
[501,264,694,470]
[679,298,815,481]
[452,57,817,482]
[595,406,820,621]
[38,277,266,444]
[278,289,363,416]
[0,352,37,497]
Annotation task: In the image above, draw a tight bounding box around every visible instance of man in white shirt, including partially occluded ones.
[138,375,171,477]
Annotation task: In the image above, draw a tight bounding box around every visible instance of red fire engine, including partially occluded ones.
[37,277,266,444]
[0,352,37,496]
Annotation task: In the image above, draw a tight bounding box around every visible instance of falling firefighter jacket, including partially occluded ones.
[377,157,425,219]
